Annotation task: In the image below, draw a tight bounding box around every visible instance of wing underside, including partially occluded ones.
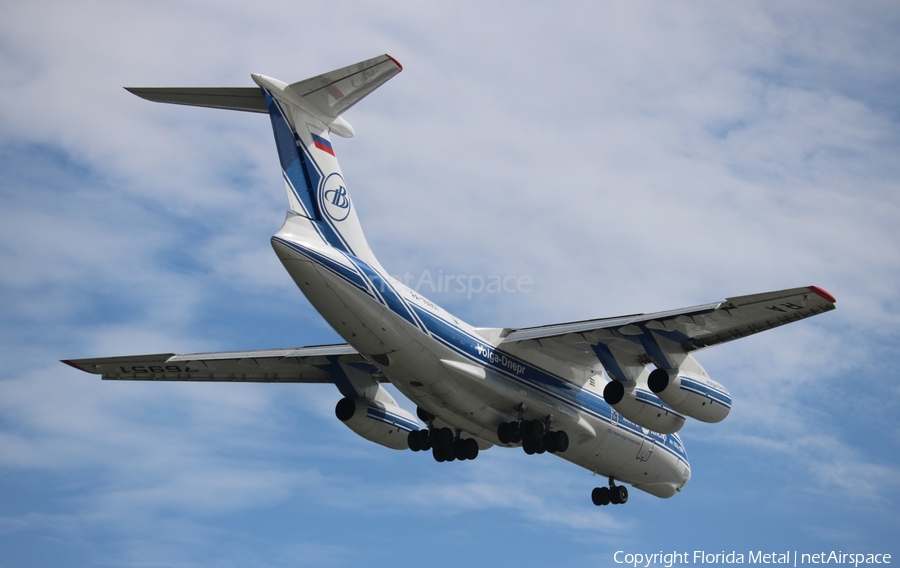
[499,286,836,382]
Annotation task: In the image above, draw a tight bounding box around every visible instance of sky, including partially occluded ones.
[1,1,899,566]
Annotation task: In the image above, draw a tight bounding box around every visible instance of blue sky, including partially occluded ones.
[1,1,899,566]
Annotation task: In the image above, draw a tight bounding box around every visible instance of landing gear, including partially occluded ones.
[416,407,434,423]
[592,478,628,506]
[431,427,454,450]
[497,421,521,444]
[455,437,479,460]
[546,430,569,453]
[432,443,454,462]
[591,486,610,506]
[497,417,568,454]
[406,429,431,452]
[611,485,628,505]
[408,426,479,462]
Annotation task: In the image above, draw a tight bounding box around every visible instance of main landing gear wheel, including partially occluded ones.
[498,419,568,454]
[432,445,454,462]
[407,430,420,451]
[452,437,479,461]
[431,427,453,450]
[525,419,544,441]
[544,430,569,453]
[497,421,523,444]
[409,427,479,463]
[407,429,431,452]
[592,478,628,506]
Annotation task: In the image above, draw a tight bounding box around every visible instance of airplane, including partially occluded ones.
[62,54,837,506]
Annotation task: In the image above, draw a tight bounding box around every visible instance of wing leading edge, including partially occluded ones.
[62,343,385,388]
[499,285,836,382]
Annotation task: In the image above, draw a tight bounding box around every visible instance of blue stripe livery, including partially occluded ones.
[263,91,318,219]
[679,375,732,409]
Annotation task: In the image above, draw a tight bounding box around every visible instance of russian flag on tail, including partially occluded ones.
[312,133,335,156]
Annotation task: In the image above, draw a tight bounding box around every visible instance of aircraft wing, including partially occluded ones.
[499,286,836,382]
[61,343,384,385]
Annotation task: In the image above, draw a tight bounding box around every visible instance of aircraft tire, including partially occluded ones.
[523,439,536,455]
[615,485,628,504]
[417,430,431,451]
[408,430,421,451]
[508,422,521,443]
[464,438,479,460]
[433,427,453,449]
[591,487,610,506]
[497,422,510,444]
[453,440,467,461]
[543,431,558,453]
[525,420,544,441]
[554,430,569,453]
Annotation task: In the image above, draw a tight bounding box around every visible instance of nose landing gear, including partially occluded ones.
[591,478,628,506]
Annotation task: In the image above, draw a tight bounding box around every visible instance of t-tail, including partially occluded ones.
[126,54,402,266]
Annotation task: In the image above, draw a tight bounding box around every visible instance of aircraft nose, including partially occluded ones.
[678,464,692,491]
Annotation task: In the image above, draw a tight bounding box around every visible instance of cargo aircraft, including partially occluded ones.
[63,55,836,506]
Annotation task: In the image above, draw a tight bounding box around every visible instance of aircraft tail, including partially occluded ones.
[127,54,403,262]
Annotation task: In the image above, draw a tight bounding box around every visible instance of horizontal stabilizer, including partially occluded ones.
[286,54,402,119]
[125,87,267,113]
[124,54,402,122]
[60,344,387,384]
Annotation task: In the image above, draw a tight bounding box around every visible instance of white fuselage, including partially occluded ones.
[272,214,691,499]
[99,55,831,505]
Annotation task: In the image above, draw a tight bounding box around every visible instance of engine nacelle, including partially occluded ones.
[648,368,731,423]
[603,380,686,434]
[335,397,418,450]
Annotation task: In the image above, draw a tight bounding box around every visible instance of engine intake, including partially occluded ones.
[335,397,418,450]
[603,380,685,434]
[648,368,731,423]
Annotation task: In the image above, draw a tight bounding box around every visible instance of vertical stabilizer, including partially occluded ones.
[126,54,403,266]
[251,55,402,263]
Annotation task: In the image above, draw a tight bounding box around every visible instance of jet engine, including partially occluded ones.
[602,380,686,434]
[647,368,731,423]
[334,397,418,450]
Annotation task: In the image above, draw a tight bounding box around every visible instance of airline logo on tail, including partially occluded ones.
[321,173,351,222]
